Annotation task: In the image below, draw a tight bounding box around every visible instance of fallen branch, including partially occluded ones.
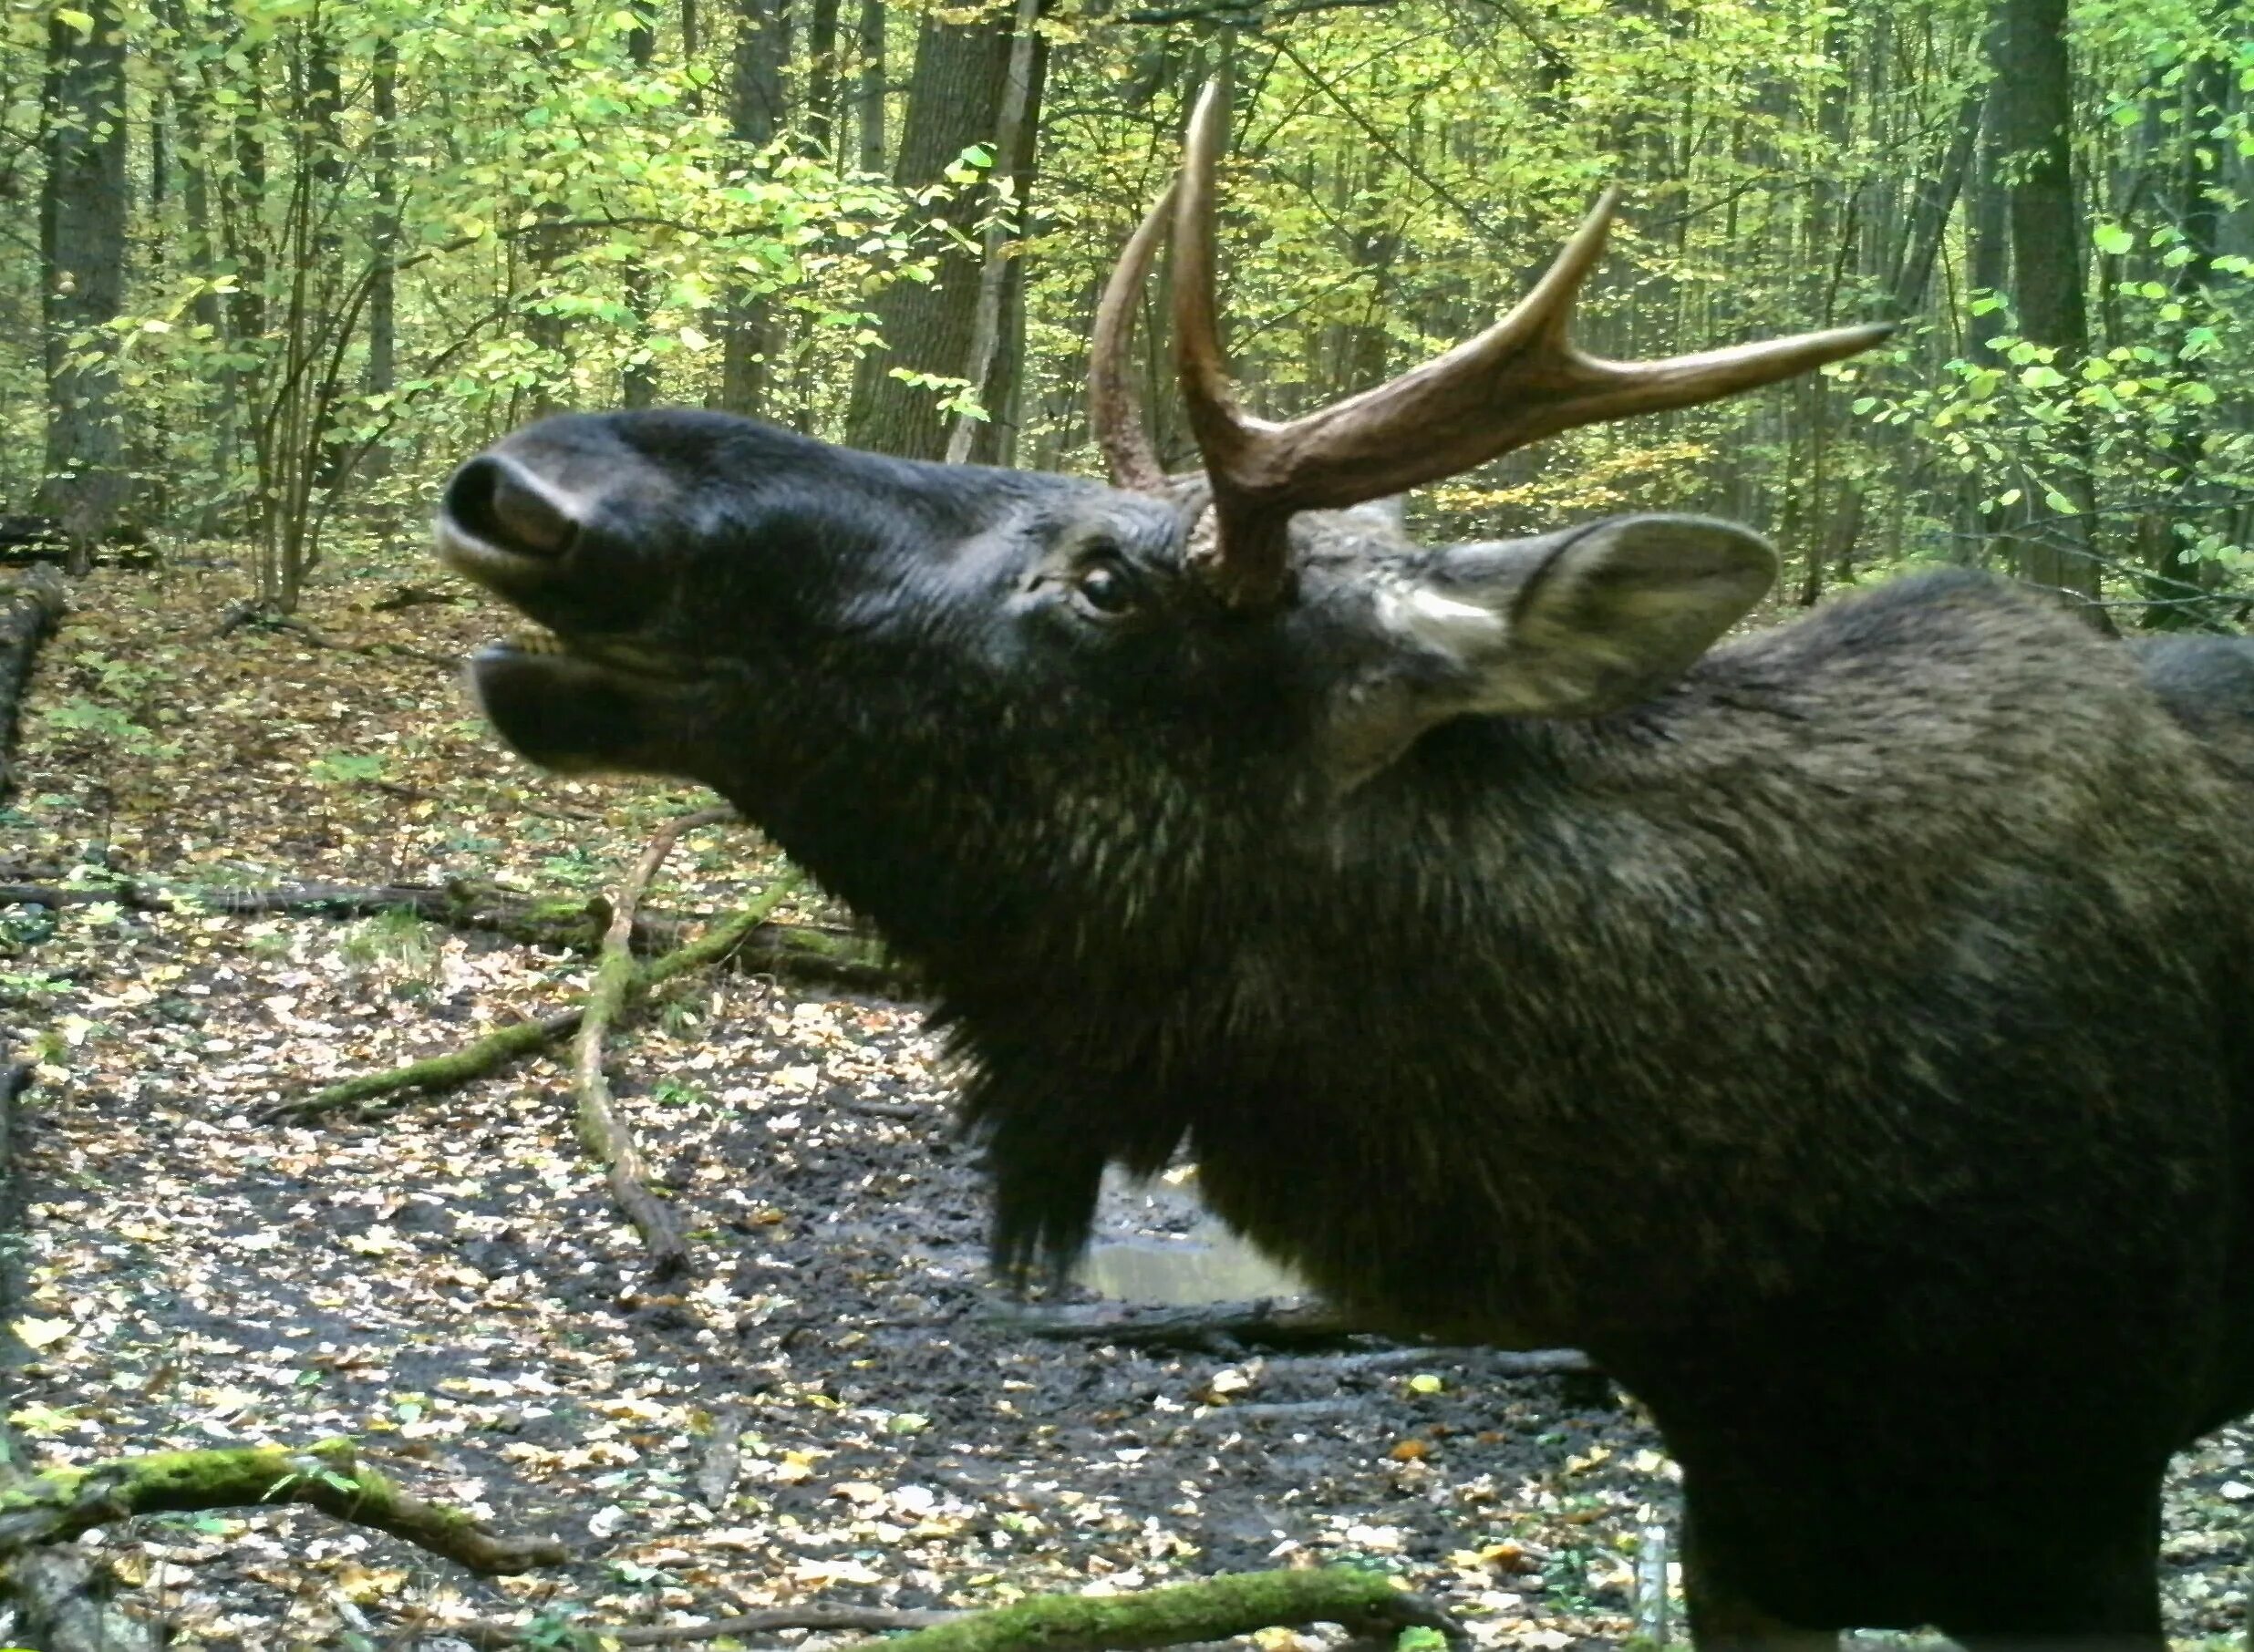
[266,865,812,1123]
[995,1300,1597,1373]
[264,1008,584,1121]
[444,1565,1463,1652]
[994,1297,1366,1352]
[575,807,736,1280]
[0,872,897,986]
[0,1438,564,1575]
[451,1604,962,1649]
[0,568,66,809]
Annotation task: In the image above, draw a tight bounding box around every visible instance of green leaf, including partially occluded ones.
[2093,223,2134,255]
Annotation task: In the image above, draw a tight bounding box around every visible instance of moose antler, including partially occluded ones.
[1094,79,1896,609]
[1089,184,1176,492]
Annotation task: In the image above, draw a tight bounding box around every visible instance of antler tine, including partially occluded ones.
[1248,186,1894,512]
[1172,77,1298,608]
[1088,183,1175,492]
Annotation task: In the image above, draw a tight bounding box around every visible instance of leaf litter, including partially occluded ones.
[4,552,2251,1648]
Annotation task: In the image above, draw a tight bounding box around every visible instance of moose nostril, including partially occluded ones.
[446,455,579,559]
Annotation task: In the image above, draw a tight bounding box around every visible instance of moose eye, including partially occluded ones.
[1073,556,1138,618]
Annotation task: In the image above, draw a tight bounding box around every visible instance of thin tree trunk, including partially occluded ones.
[855,0,885,175]
[803,0,839,157]
[623,0,663,410]
[364,35,398,479]
[2145,31,2230,623]
[1888,84,1980,316]
[945,0,1040,465]
[719,0,788,416]
[36,0,130,573]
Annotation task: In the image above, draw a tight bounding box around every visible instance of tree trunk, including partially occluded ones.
[36,0,130,573]
[843,8,1017,459]
[1987,0,2100,607]
[719,0,789,416]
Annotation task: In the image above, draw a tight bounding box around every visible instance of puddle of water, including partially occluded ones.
[1075,1164,1309,1306]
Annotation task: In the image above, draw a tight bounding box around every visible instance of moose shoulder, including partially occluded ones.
[438,81,2254,1652]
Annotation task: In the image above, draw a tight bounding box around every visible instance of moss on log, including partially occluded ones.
[0,1438,564,1575]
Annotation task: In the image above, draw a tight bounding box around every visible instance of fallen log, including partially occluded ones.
[0,568,66,808]
[442,1564,1463,1652]
[0,872,900,989]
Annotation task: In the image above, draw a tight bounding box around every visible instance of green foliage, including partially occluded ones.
[336,907,438,979]
[307,750,388,787]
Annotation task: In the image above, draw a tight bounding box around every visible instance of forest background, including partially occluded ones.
[2,0,2250,622]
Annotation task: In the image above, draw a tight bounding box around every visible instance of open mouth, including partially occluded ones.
[472,624,698,684]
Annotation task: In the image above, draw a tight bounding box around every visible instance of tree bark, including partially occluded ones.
[843,8,1017,459]
[36,0,130,573]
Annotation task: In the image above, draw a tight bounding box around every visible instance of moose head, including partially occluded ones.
[438,81,1885,828]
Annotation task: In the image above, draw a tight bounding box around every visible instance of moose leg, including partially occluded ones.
[1936,1476,2166,1652]
[1678,1502,1839,1652]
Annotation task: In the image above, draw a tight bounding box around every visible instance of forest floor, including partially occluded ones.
[4,545,2253,1650]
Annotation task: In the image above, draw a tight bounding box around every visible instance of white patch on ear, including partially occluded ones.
[1374,584,1505,660]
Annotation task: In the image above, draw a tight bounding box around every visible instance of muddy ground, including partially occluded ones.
[4,552,2252,1649]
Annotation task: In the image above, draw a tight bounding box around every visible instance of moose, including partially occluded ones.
[438,83,2254,1649]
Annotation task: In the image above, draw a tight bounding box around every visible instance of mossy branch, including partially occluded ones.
[0,1438,564,1575]
[450,1565,1465,1651]
[266,858,811,1124]
[850,1567,1466,1652]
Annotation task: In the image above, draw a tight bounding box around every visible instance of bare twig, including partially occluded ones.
[693,1402,744,1510]
[576,807,739,1277]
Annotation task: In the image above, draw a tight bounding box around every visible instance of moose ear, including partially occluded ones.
[1482,515,1777,717]
[1328,516,1775,787]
